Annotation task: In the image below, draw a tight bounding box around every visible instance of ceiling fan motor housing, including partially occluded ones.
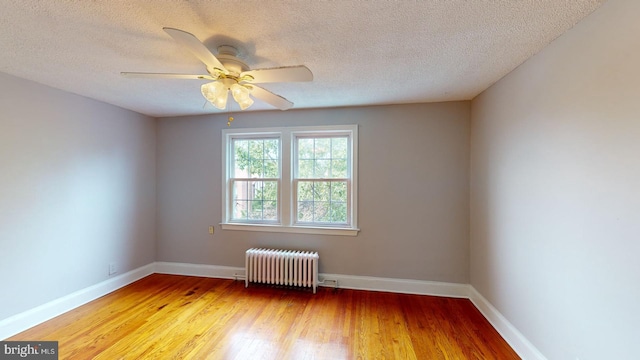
[216,45,249,75]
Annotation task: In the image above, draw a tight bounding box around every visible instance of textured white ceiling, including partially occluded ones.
[0,0,605,117]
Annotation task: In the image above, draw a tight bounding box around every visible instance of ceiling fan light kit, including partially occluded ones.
[201,81,227,109]
[122,28,313,111]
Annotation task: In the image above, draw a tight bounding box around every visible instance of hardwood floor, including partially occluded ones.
[8,274,519,359]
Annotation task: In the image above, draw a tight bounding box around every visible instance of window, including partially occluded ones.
[230,137,279,223]
[222,125,358,236]
[295,136,349,225]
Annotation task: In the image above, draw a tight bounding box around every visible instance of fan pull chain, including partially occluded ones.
[227,116,234,126]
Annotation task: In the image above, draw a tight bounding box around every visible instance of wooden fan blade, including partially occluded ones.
[241,65,313,84]
[163,27,227,73]
[121,72,215,80]
[250,85,293,110]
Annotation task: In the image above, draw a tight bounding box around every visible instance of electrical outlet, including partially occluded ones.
[208,226,214,234]
[109,263,116,275]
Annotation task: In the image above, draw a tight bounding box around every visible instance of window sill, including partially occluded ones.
[220,223,359,236]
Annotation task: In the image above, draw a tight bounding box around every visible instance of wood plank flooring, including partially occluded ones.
[7,274,519,359]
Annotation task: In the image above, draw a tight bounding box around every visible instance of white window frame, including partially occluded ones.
[221,125,358,236]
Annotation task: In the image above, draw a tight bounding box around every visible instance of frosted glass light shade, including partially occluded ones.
[201,81,228,109]
[230,83,254,110]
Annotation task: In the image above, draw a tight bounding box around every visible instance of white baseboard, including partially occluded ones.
[318,273,471,298]
[154,262,471,298]
[0,263,155,340]
[155,261,242,280]
[468,286,547,360]
[1,261,546,360]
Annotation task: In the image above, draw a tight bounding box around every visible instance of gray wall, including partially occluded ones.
[157,102,470,283]
[470,0,640,359]
[0,72,157,320]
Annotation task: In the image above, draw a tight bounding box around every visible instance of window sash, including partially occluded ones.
[230,137,280,179]
[293,179,351,227]
[294,135,350,179]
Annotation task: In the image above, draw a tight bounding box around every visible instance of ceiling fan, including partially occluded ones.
[122,28,313,111]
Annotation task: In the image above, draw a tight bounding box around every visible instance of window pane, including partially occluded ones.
[297,201,314,221]
[314,138,331,159]
[332,181,347,201]
[314,181,330,202]
[314,159,330,178]
[263,181,278,201]
[264,201,277,220]
[331,159,347,178]
[264,139,278,160]
[233,180,248,201]
[298,159,314,178]
[298,181,313,201]
[253,181,264,200]
[249,157,263,178]
[298,138,314,159]
[332,137,348,159]
[249,139,263,159]
[313,201,330,222]
[233,200,247,220]
[330,202,347,223]
[248,200,263,220]
[263,159,277,178]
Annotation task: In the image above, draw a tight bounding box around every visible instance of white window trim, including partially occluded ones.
[221,125,359,236]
